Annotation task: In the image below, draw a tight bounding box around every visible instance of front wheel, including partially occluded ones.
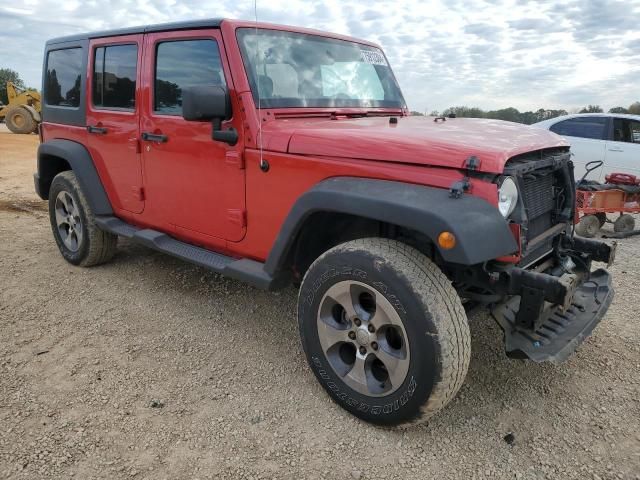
[297,238,470,426]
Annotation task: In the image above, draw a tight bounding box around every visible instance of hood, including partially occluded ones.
[261,115,568,174]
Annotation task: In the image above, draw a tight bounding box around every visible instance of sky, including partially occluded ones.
[1,0,638,113]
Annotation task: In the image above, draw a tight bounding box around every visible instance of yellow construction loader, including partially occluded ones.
[0,82,41,134]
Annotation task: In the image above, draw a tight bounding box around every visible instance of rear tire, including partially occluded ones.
[5,106,36,134]
[48,171,117,266]
[298,238,470,426]
[613,214,635,233]
[575,215,600,238]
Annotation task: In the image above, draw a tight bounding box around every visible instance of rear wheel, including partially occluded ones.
[5,106,36,134]
[613,214,635,234]
[575,214,600,238]
[48,171,117,266]
[298,238,470,426]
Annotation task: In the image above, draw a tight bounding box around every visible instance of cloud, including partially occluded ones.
[508,18,564,32]
[624,38,640,56]
[464,23,498,38]
[0,0,638,113]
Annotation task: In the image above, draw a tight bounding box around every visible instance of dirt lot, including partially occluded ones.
[0,124,639,480]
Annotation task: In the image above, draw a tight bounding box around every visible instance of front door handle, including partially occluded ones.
[141,132,168,143]
[608,147,624,152]
[87,125,107,134]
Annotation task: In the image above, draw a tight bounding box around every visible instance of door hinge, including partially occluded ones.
[227,209,246,227]
[225,151,245,169]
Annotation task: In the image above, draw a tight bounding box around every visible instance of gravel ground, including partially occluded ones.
[1,125,639,479]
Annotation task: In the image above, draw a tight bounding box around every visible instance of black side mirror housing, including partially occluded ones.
[182,85,230,121]
[182,85,238,146]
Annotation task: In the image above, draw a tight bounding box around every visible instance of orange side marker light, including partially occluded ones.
[438,231,456,250]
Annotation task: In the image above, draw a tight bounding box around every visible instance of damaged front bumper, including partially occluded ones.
[491,237,616,363]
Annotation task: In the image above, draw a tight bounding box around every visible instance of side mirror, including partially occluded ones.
[182,85,238,146]
[182,85,230,121]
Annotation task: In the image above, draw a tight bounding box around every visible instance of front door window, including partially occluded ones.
[154,39,226,115]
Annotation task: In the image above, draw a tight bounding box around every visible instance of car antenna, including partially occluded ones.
[254,0,268,172]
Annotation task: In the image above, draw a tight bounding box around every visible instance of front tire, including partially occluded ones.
[297,238,470,426]
[48,171,117,266]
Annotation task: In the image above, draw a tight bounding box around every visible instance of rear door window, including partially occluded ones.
[612,118,640,143]
[549,117,608,140]
[45,48,83,107]
[93,44,138,109]
[154,39,226,115]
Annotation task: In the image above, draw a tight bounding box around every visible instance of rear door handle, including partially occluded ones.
[87,125,107,134]
[141,132,168,143]
[608,147,624,152]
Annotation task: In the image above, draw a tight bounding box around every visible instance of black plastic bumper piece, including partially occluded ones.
[562,235,616,265]
[491,268,614,363]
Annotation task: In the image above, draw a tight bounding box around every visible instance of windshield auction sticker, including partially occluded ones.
[360,50,387,66]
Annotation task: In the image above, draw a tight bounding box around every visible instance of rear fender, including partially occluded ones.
[36,139,113,215]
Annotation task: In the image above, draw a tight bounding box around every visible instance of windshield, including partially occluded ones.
[236,28,406,110]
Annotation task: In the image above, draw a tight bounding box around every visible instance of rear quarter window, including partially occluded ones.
[45,48,83,108]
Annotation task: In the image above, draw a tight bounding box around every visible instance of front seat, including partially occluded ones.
[257,75,274,98]
[614,128,625,142]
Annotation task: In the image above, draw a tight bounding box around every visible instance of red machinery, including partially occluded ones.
[575,162,640,237]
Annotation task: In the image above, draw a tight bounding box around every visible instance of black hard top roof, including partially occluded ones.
[46,18,224,45]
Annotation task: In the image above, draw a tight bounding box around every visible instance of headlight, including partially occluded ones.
[498,176,518,218]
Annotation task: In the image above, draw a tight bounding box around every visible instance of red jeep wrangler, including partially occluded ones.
[36,19,615,426]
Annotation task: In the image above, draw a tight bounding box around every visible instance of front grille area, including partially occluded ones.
[504,148,572,265]
[522,172,556,238]
[527,212,553,239]
[522,174,555,219]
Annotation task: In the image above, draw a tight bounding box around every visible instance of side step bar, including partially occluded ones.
[95,216,282,290]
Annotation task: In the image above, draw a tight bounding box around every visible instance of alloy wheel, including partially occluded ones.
[54,190,83,252]
[316,280,410,397]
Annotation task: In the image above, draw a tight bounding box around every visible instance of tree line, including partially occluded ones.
[0,68,31,105]
[411,102,640,124]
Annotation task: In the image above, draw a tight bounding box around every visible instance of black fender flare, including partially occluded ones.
[264,177,518,273]
[35,139,113,215]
